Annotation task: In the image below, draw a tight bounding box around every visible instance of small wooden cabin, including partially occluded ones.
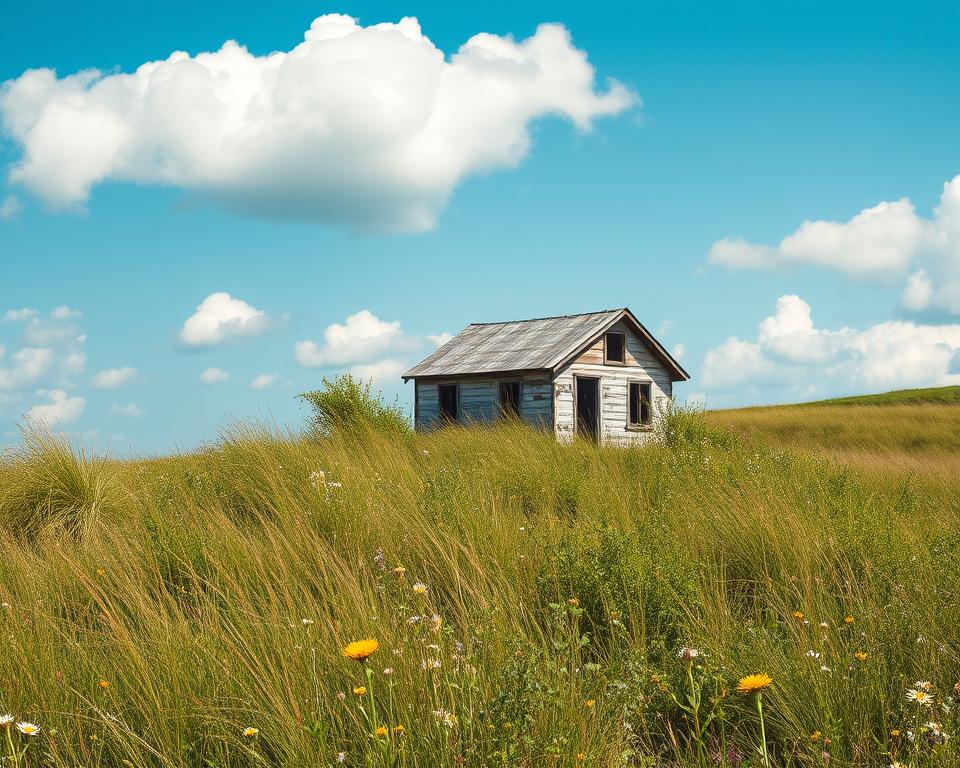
[402,308,689,445]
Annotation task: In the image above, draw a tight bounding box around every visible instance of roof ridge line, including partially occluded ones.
[468,308,624,327]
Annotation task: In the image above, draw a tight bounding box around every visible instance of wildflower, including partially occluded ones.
[679,647,700,661]
[576,754,585,762]
[907,688,934,706]
[430,614,442,633]
[0,715,12,726]
[375,726,388,737]
[242,727,259,738]
[301,618,314,626]
[421,658,441,670]
[890,729,901,737]
[914,680,932,691]
[843,616,854,624]
[98,679,110,689]
[342,639,379,662]
[567,598,580,606]
[16,722,39,736]
[412,582,428,595]
[432,709,455,728]
[810,731,822,740]
[392,725,405,735]
[854,652,868,661]
[819,622,829,629]
[392,566,406,578]
[820,665,832,673]
[805,650,821,659]
[792,611,804,621]
[353,686,367,696]
[736,673,773,694]
[383,667,394,676]
[407,615,423,624]
[336,752,346,763]
[335,691,346,701]
[584,699,595,709]
[96,568,106,577]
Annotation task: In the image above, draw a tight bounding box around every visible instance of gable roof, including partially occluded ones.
[402,308,689,381]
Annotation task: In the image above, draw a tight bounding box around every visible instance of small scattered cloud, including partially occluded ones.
[91,366,137,389]
[672,342,685,361]
[295,310,418,367]
[0,16,634,232]
[110,402,141,417]
[50,305,82,320]
[4,308,37,322]
[656,319,674,337]
[24,389,85,425]
[179,292,270,348]
[426,332,453,347]
[0,195,21,221]
[350,358,407,382]
[250,373,278,390]
[199,367,230,384]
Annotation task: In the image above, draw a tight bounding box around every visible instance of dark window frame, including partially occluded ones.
[628,381,653,430]
[498,380,522,419]
[438,383,459,423]
[604,332,626,365]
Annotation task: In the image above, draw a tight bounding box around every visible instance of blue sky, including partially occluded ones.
[1,0,959,453]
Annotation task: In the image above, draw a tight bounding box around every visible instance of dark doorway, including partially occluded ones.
[499,381,521,419]
[438,384,458,423]
[575,376,599,440]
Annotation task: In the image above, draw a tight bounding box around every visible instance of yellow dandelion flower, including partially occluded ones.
[375,726,388,737]
[890,729,902,737]
[392,566,407,578]
[792,611,804,621]
[392,725,405,735]
[843,616,854,624]
[736,673,773,694]
[98,679,110,689]
[810,731,821,741]
[854,652,868,661]
[353,686,367,696]
[96,568,106,577]
[576,754,585,762]
[342,639,379,662]
[242,727,259,738]
[567,598,580,606]
[584,699,595,708]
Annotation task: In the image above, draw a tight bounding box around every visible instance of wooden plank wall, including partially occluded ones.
[414,375,554,431]
[553,320,673,446]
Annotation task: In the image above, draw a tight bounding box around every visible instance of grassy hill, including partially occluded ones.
[0,409,957,768]
[705,386,960,487]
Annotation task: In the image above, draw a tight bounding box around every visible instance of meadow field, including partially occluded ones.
[0,386,958,768]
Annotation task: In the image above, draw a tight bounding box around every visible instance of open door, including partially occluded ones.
[575,376,599,441]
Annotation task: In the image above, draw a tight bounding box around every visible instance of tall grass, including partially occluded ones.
[0,414,956,767]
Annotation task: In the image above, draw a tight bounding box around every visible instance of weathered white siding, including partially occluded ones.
[553,321,673,446]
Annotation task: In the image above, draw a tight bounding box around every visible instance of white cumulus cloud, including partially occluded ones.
[0,15,635,232]
[24,389,86,425]
[199,367,230,384]
[91,366,137,388]
[295,309,417,367]
[709,176,960,315]
[701,294,960,403]
[179,292,269,348]
[350,358,408,382]
[0,195,21,221]
[250,373,278,390]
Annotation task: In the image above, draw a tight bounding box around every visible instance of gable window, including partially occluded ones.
[438,384,458,423]
[604,332,626,364]
[499,381,522,418]
[628,381,652,428]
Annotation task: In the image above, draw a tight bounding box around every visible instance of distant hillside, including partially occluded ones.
[800,385,960,407]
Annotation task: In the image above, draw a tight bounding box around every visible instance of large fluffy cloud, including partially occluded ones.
[702,295,960,402]
[179,292,269,348]
[294,310,416,367]
[0,15,635,232]
[709,176,960,314]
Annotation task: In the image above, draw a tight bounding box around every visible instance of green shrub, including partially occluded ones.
[299,374,410,437]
